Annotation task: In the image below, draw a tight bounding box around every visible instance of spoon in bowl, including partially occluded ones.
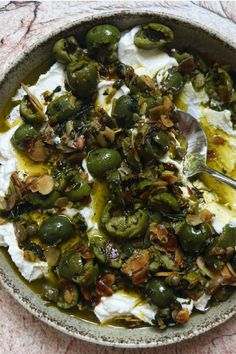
[174,109,236,190]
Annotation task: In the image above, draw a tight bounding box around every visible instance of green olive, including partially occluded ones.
[72,260,99,287]
[112,95,137,128]
[145,279,175,308]
[149,192,179,213]
[101,203,149,239]
[47,93,82,125]
[58,251,83,280]
[63,169,91,202]
[28,191,60,209]
[57,282,79,309]
[53,36,87,64]
[177,222,212,253]
[86,24,120,63]
[89,235,122,268]
[137,130,170,161]
[66,61,98,98]
[216,223,236,248]
[11,124,38,152]
[20,97,45,126]
[39,215,74,245]
[162,68,184,94]
[87,148,122,178]
[134,23,174,49]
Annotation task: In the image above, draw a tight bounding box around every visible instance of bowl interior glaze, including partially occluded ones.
[0,11,236,348]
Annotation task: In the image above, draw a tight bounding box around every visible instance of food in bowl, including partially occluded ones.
[0,22,236,330]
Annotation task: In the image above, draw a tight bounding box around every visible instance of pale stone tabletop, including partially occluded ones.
[0,1,236,353]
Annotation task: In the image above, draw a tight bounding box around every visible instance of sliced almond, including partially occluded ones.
[37,175,54,195]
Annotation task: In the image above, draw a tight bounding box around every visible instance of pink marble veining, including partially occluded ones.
[0,1,236,353]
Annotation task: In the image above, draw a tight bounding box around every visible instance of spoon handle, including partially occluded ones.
[201,166,236,190]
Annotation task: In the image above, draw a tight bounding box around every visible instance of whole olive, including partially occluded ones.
[177,222,212,253]
[39,215,74,245]
[86,24,120,49]
[66,61,98,98]
[145,279,175,308]
[11,124,38,152]
[112,95,136,128]
[86,24,120,63]
[87,148,122,178]
[47,93,81,125]
[58,251,83,280]
[63,169,91,202]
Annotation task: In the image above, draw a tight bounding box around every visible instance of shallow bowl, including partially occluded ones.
[0,11,236,348]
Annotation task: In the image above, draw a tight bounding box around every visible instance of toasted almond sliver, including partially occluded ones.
[37,175,54,195]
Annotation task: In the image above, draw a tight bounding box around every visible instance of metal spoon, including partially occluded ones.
[174,109,236,190]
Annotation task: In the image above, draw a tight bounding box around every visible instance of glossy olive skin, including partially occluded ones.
[47,93,81,124]
[216,223,236,248]
[66,61,98,99]
[20,97,45,126]
[162,68,184,94]
[177,222,212,253]
[145,279,175,308]
[72,260,99,287]
[11,124,38,152]
[101,203,149,239]
[53,36,87,64]
[58,251,83,280]
[39,215,74,245]
[86,24,120,63]
[28,191,60,209]
[112,95,136,128]
[134,23,174,49]
[87,148,122,178]
[149,192,179,214]
[137,130,170,161]
[64,170,91,202]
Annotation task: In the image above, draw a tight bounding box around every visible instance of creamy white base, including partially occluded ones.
[94,291,211,325]
[0,126,19,197]
[0,223,48,281]
[94,291,157,325]
[96,80,130,115]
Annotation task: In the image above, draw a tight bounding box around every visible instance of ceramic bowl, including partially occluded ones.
[0,11,236,348]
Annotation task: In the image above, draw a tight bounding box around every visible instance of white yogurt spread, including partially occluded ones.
[94,291,157,324]
[118,26,177,78]
[177,82,209,119]
[13,62,66,105]
[96,80,130,115]
[0,126,19,197]
[0,223,48,281]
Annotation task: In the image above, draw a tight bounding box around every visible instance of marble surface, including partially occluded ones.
[0,1,236,353]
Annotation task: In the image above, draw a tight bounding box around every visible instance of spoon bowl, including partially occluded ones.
[174,109,236,189]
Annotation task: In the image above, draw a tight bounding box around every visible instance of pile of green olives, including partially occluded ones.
[6,21,236,330]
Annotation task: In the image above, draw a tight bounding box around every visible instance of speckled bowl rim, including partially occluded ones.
[0,10,236,348]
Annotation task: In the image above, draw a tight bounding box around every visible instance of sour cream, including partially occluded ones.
[118,27,177,78]
[0,223,48,282]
